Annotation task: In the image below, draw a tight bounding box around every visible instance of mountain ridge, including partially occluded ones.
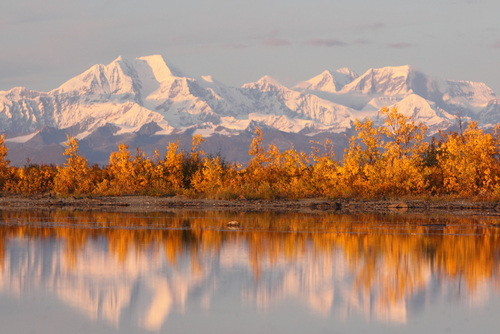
[1,55,498,164]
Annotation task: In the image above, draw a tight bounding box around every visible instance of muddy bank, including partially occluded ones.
[0,195,499,215]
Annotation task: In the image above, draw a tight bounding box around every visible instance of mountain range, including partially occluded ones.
[1,55,498,165]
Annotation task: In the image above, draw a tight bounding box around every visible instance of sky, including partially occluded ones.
[1,0,500,93]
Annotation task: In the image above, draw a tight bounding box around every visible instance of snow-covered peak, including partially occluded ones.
[388,65,414,77]
[294,71,338,93]
[50,55,184,97]
[195,74,230,90]
[137,55,184,79]
[294,68,359,93]
[440,79,496,109]
[257,75,284,87]
[357,93,454,133]
[50,58,135,96]
[333,68,359,88]
[201,75,214,83]
[336,67,358,79]
[341,65,417,95]
[242,76,285,92]
[394,94,438,117]
[1,86,42,100]
[361,96,402,112]
[2,55,498,144]
[391,94,454,132]
[479,98,500,126]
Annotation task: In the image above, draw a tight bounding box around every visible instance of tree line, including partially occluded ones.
[1,107,500,199]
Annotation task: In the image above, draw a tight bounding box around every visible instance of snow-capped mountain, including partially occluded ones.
[479,99,500,126]
[298,65,496,132]
[339,65,496,114]
[294,68,359,93]
[241,76,354,131]
[1,55,498,164]
[359,94,454,133]
[340,65,423,95]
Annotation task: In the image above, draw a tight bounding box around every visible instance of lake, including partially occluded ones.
[1,209,500,333]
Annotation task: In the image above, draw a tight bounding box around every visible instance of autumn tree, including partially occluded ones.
[307,139,339,197]
[378,107,429,195]
[155,140,186,194]
[337,107,429,197]
[131,147,157,194]
[248,127,267,169]
[237,127,313,198]
[240,127,275,198]
[338,117,384,197]
[103,143,137,195]
[436,122,500,196]
[191,155,240,199]
[4,162,56,195]
[265,144,309,198]
[183,134,206,189]
[0,134,10,190]
[53,136,93,195]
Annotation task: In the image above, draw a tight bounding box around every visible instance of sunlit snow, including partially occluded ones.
[5,131,38,143]
[0,55,497,139]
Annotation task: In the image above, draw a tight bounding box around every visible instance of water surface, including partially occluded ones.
[1,210,500,333]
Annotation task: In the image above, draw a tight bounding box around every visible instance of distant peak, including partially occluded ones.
[201,75,214,83]
[336,67,359,78]
[8,86,28,93]
[336,67,351,73]
[139,55,184,79]
[357,65,421,81]
[294,68,359,93]
[109,55,184,78]
[377,65,415,75]
[254,76,285,91]
[257,75,282,86]
[5,86,40,99]
[242,75,284,92]
[138,54,163,62]
[339,65,424,95]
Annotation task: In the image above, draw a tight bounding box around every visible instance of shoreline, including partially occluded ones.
[0,195,499,215]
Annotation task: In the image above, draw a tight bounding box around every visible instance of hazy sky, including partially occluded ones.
[1,0,500,93]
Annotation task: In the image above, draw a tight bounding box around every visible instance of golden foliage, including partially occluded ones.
[53,136,93,195]
[4,162,56,194]
[436,122,500,196]
[306,139,339,197]
[337,108,429,197]
[3,107,500,199]
[191,156,239,198]
[155,140,186,194]
[0,135,10,189]
[104,143,136,194]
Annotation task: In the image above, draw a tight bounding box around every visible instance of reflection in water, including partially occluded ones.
[1,210,500,332]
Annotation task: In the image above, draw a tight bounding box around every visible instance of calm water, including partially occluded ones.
[1,210,500,333]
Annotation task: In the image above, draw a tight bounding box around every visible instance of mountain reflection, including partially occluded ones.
[1,210,500,330]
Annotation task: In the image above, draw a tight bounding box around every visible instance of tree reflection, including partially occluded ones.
[1,209,500,319]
